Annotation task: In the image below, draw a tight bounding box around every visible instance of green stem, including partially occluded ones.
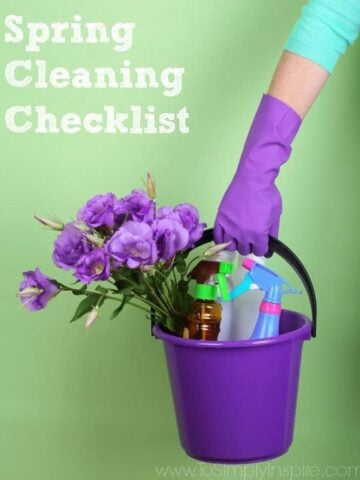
[57,282,85,293]
[110,271,171,317]
[154,265,189,319]
[153,267,173,299]
[131,292,169,317]
[57,282,168,318]
[140,272,171,313]
[126,301,153,314]
[172,268,177,285]
[152,268,186,318]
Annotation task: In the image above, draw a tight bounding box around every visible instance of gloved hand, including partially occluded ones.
[214,94,302,256]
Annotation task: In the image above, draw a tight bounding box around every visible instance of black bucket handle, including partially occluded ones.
[151,228,317,338]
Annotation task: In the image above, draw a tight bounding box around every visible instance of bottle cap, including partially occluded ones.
[195,283,218,301]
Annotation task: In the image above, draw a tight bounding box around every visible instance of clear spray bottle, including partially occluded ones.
[230,253,265,340]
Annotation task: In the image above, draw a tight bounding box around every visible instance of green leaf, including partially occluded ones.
[109,294,132,319]
[113,267,138,283]
[154,271,164,284]
[133,280,148,295]
[167,278,194,317]
[182,292,194,314]
[70,294,101,323]
[178,279,189,294]
[113,279,130,290]
[95,285,108,295]
[156,262,172,278]
[175,256,187,275]
[165,316,176,332]
[112,268,146,294]
[72,284,87,296]
[169,279,180,308]
[114,279,134,293]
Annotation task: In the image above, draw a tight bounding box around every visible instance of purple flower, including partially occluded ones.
[152,218,189,260]
[174,204,205,246]
[77,193,117,228]
[106,221,157,269]
[156,206,180,222]
[156,204,205,248]
[18,268,59,311]
[53,223,91,270]
[74,248,110,284]
[114,189,155,224]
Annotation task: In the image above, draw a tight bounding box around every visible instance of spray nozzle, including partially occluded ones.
[230,259,302,303]
[281,279,302,296]
[215,261,234,301]
[188,259,234,300]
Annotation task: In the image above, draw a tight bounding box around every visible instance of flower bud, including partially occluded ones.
[34,215,64,231]
[73,222,90,232]
[140,264,155,273]
[85,306,100,329]
[146,173,156,199]
[203,242,231,257]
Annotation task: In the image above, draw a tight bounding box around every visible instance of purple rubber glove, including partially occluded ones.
[214,94,302,256]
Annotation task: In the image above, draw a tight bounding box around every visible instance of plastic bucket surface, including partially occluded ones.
[154,309,312,464]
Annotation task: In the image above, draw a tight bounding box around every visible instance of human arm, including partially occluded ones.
[268,51,329,120]
[214,0,360,256]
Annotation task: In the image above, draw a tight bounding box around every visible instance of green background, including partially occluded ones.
[1,0,359,478]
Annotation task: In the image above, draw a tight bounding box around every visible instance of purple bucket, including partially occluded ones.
[154,310,311,463]
[152,228,317,463]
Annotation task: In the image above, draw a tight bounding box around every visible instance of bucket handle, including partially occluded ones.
[151,228,317,338]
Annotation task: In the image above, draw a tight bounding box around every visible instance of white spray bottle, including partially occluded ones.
[229,253,265,339]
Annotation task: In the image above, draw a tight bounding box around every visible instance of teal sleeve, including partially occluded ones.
[284,0,360,73]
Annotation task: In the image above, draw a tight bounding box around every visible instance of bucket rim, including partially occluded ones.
[153,309,312,348]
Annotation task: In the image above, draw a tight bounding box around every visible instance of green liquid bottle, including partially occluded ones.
[183,284,222,341]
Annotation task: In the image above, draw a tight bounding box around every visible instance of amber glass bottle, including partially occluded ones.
[183,284,222,341]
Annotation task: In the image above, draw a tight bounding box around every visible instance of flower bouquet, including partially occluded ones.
[18,174,207,334]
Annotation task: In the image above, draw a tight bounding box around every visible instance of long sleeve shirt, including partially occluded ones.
[285,0,360,73]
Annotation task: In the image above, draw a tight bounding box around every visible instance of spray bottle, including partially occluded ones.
[230,259,301,339]
[230,253,265,339]
[183,283,222,340]
[184,258,234,340]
